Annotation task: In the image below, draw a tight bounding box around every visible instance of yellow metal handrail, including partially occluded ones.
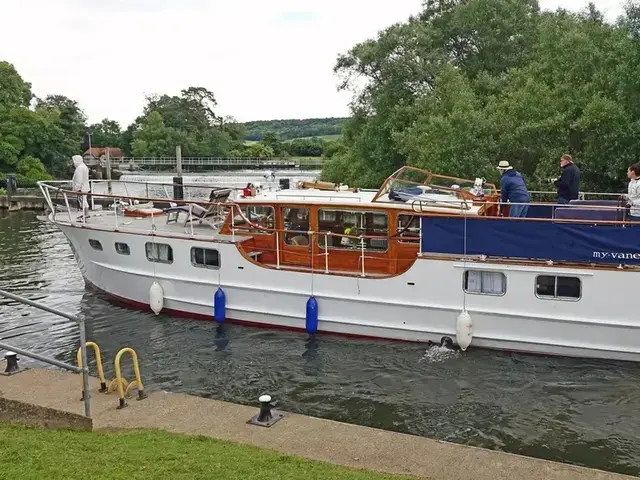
[114,347,147,409]
[76,342,108,401]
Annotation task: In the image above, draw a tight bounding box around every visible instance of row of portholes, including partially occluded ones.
[87,238,220,269]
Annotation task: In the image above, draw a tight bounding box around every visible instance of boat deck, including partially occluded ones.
[51,208,241,242]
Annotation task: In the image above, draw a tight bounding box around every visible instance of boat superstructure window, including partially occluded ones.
[88,239,103,251]
[536,275,581,300]
[145,242,173,264]
[463,270,506,295]
[317,209,389,251]
[397,214,420,243]
[115,242,130,255]
[283,207,310,246]
[191,247,220,269]
[232,205,274,234]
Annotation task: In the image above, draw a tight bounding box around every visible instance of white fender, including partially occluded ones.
[456,310,473,351]
[149,281,164,315]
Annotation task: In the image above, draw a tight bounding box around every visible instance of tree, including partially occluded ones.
[131,111,189,157]
[261,132,282,156]
[0,62,32,108]
[133,87,241,156]
[34,94,86,173]
[243,143,274,158]
[87,119,123,149]
[16,156,51,181]
[326,0,640,192]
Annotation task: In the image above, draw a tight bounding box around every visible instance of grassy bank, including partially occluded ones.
[0,424,416,480]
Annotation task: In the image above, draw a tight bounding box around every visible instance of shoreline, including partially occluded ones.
[0,366,633,480]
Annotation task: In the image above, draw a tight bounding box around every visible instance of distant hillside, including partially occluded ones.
[242,117,347,141]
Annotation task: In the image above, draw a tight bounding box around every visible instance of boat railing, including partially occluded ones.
[273,193,366,203]
[37,181,636,278]
[528,191,625,201]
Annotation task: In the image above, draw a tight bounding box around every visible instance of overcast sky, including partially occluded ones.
[0,0,626,126]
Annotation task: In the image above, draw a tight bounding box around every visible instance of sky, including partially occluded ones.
[0,0,627,127]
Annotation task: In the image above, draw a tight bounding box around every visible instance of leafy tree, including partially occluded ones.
[88,119,124,149]
[0,62,32,108]
[261,132,282,156]
[131,111,188,157]
[131,87,241,156]
[285,137,324,157]
[16,155,51,180]
[243,143,274,158]
[326,0,640,192]
[242,118,346,141]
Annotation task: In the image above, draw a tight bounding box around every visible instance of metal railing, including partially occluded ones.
[36,180,637,278]
[0,289,91,418]
[99,156,325,168]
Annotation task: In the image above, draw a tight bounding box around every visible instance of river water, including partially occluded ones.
[1,179,639,476]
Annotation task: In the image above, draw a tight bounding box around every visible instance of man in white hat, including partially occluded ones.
[72,154,90,218]
[497,160,530,217]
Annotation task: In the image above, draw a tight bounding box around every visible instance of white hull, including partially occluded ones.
[57,220,640,363]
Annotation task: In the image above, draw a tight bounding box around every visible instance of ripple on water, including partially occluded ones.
[1,211,640,476]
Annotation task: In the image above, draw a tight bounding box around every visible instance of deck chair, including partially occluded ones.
[164,188,231,229]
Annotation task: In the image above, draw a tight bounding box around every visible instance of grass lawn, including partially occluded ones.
[0,424,416,480]
[288,134,342,142]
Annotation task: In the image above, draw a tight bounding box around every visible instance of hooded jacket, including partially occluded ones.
[628,178,640,217]
[500,169,530,204]
[72,155,90,193]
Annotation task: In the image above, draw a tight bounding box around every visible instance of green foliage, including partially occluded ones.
[284,137,324,157]
[0,187,5,195]
[88,118,124,149]
[0,424,412,480]
[329,0,640,191]
[16,155,51,181]
[0,63,85,178]
[242,143,275,158]
[130,88,243,157]
[0,61,32,108]
[243,118,347,141]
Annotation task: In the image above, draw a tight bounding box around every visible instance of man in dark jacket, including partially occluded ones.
[497,160,530,217]
[554,154,581,203]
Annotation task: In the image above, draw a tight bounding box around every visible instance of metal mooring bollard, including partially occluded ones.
[247,394,284,427]
[3,352,20,374]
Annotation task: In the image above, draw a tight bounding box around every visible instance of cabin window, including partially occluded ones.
[145,242,173,264]
[232,205,274,234]
[88,239,103,251]
[463,270,506,295]
[283,207,310,246]
[397,215,420,243]
[115,242,130,255]
[191,247,220,269]
[317,209,389,251]
[536,275,581,300]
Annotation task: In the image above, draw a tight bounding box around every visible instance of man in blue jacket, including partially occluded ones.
[497,160,530,217]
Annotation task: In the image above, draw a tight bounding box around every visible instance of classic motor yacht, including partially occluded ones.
[38,166,640,362]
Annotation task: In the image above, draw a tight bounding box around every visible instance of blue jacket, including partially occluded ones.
[500,169,530,203]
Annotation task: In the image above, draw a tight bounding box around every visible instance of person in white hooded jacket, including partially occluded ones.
[626,163,640,221]
[72,154,90,217]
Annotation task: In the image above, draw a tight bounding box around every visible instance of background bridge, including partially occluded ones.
[100,156,325,172]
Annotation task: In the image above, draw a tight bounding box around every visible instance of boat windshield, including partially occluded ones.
[372,166,497,203]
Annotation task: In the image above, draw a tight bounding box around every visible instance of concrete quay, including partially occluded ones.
[0,195,47,211]
[0,366,634,480]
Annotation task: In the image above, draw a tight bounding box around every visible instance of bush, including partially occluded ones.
[16,156,52,181]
